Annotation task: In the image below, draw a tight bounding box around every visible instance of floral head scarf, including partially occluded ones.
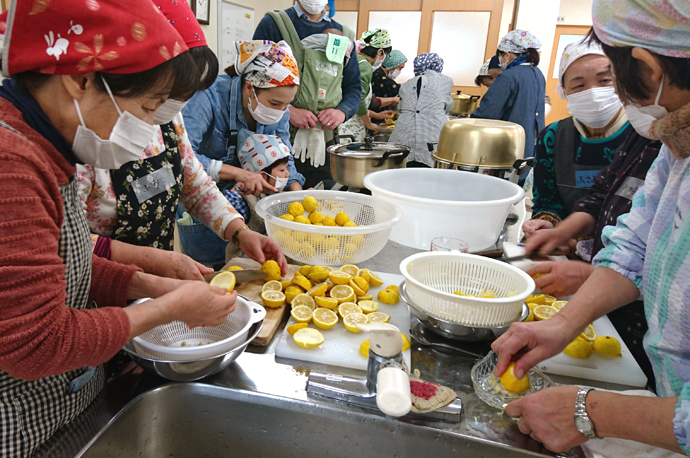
[237,133,291,174]
[360,29,391,49]
[498,29,542,54]
[478,58,492,76]
[592,0,690,58]
[234,40,300,88]
[2,0,187,77]
[413,53,444,76]
[555,40,607,97]
[383,50,407,69]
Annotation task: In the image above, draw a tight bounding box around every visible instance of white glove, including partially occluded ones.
[293,128,310,163]
[308,123,326,168]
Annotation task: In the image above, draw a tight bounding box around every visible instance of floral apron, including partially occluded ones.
[109,122,183,250]
[0,118,105,458]
[338,88,373,143]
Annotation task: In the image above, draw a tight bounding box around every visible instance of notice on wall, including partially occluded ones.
[219,1,255,71]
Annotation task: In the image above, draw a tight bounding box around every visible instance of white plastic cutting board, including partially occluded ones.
[275,272,410,371]
[503,243,648,387]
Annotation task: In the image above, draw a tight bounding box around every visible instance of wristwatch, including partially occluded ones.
[574,387,600,439]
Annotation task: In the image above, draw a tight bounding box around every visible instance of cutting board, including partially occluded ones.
[275,272,411,371]
[503,243,648,387]
[223,258,301,347]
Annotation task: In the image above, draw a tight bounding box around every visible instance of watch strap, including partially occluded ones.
[575,387,600,439]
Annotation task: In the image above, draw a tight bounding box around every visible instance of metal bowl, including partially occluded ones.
[400,282,528,342]
[122,321,263,382]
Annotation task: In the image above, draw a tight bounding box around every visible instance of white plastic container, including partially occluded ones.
[132,297,266,361]
[363,169,525,251]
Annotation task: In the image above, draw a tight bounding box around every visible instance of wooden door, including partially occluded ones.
[545,25,592,125]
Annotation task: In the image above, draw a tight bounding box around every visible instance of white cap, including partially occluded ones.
[356,323,402,357]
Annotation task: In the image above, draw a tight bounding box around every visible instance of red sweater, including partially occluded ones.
[0,99,139,381]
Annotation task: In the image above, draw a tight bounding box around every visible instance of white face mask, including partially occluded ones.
[72,76,156,170]
[248,86,287,126]
[545,103,552,116]
[624,75,669,140]
[566,86,623,129]
[264,172,288,192]
[372,55,385,70]
[153,99,188,125]
[389,68,401,80]
[300,0,327,15]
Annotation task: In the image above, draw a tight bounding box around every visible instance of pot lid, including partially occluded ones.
[328,140,410,158]
[452,91,480,100]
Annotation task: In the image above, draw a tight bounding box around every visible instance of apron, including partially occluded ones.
[338,78,373,143]
[109,122,183,250]
[554,118,606,214]
[0,119,105,458]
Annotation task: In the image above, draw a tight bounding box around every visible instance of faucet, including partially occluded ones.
[306,323,462,422]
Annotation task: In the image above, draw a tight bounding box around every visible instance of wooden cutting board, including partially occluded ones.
[222,258,301,347]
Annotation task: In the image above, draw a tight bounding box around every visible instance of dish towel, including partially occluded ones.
[580,389,686,458]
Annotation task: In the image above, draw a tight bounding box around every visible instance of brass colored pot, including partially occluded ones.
[450,91,481,116]
[434,118,525,168]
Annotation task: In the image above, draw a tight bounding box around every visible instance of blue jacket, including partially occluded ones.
[182,74,305,188]
[252,6,361,120]
[471,64,546,159]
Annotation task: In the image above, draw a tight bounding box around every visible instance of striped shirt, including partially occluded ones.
[593,144,690,453]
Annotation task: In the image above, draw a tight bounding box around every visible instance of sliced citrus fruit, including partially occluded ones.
[261,290,285,308]
[352,276,369,294]
[262,280,283,293]
[544,295,557,305]
[525,294,545,305]
[314,296,339,309]
[209,271,236,292]
[343,312,369,333]
[500,361,530,394]
[367,271,384,287]
[280,280,293,291]
[307,282,328,297]
[358,269,371,283]
[292,293,316,310]
[293,328,324,348]
[308,266,329,283]
[261,260,281,281]
[340,264,360,277]
[358,300,379,314]
[563,337,594,359]
[299,265,313,276]
[290,305,313,323]
[377,289,400,305]
[284,285,304,304]
[286,322,308,335]
[359,339,370,358]
[292,275,312,291]
[580,323,597,342]
[328,271,351,285]
[533,305,557,321]
[401,334,410,351]
[367,312,390,323]
[349,278,366,296]
[551,300,568,311]
[330,285,355,303]
[313,308,339,330]
[225,266,244,271]
[338,302,363,319]
[356,294,373,302]
[385,284,399,293]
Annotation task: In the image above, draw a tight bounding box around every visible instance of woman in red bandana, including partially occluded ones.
[0,2,238,456]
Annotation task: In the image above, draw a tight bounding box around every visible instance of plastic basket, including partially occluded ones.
[132,297,266,361]
[255,190,402,266]
[400,252,535,327]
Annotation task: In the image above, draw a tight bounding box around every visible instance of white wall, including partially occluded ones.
[515,0,561,77]
[201,0,293,56]
[558,0,594,26]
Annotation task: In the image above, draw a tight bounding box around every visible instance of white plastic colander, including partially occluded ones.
[400,252,535,328]
[255,190,401,266]
[132,297,266,361]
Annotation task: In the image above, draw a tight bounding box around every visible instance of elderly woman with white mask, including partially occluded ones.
[524,40,633,234]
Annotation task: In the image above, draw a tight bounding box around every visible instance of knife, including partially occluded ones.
[501,251,559,263]
[203,269,268,283]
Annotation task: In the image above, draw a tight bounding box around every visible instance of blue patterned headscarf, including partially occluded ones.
[413,53,444,76]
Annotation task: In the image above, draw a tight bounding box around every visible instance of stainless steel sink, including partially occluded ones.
[75,383,547,458]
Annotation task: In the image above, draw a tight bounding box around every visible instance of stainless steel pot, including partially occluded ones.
[329,135,410,188]
[450,91,481,117]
